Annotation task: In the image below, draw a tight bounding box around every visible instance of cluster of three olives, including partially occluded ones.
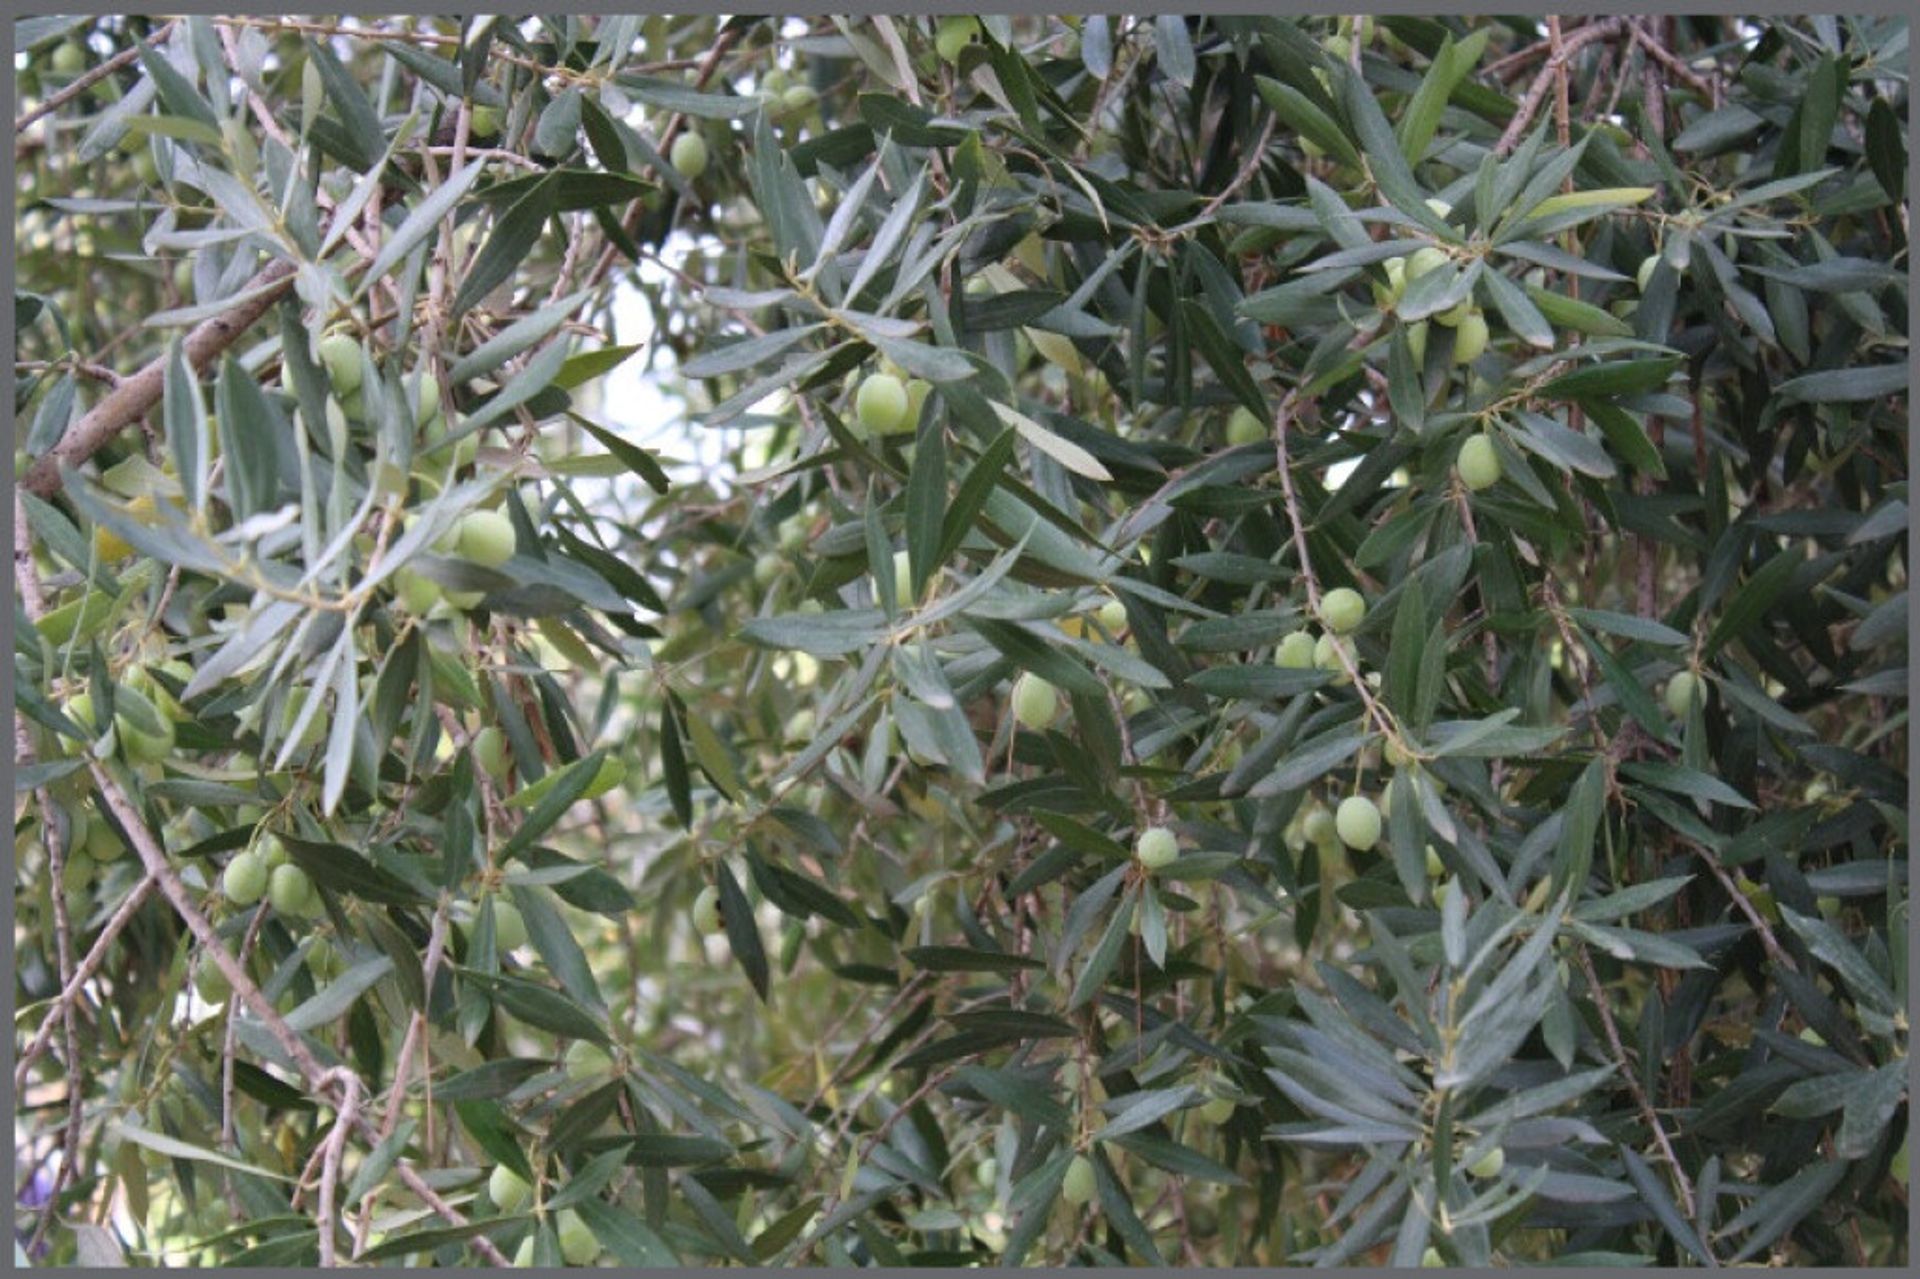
[1272,585,1368,680]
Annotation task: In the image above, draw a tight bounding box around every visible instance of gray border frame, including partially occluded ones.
[4,3,1913,1274]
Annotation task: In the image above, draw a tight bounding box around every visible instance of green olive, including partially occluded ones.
[935,16,982,63]
[1335,795,1381,851]
[691,884,723,935]
[855,374,911,435]
[1318,587,1366,634]
[456,510,516,568]
[669,132,709,180]
[1135,826,1179,870]
[1011,672,1061,731]
[1061,1153,1097,1205]
[1456,433,1501,491]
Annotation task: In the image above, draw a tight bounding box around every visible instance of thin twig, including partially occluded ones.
[316,1071,363,1268]
[14,872,159,1089]
[1495,19,1623,155]
[1629,20,1719,106]
[1575,944,1703,1231]
[1270,393,1406,754]
[85,760,512,1265]
[1696,847,1797,972]
[14,21,178,135]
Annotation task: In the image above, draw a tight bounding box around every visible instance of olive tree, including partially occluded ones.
[11,12,1909,1268]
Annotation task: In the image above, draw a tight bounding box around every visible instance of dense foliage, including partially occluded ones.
[11,12,1910,1267]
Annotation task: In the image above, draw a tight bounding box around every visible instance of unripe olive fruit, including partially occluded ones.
[85,812,125,861]
[489,1165,532,1213]
[457,509,516,568]
[1274,630,1316,669]
[131,148,160,187]
[1421,1246,1445,1267]
[935,15,981,62]
[1636,254,1659,292]
[1407,320,1429,365]
[1456,433,1501,491]
[1378,256,1408,305]
[1301,802,1336,846]
[1226,406,1265,446]
[1135,825,1179,870]
[222,851,268,906]
[779,84,818,119]
[318,334,362,397]
[1452,311,1490,364]
[394,568,441,614]
[414,372,443,426]
[1062,1153,1097,1205]
[563,1040,613,1081]
[669,131,709,180]
[1665,670,1702,718]
[470,105,501,139]
[268,863,317,917]
[1314,632,1353,681]
[905,378,932,425]
[692,884,723,934]
[1406,247,1449,280]
[512,1237,535,1267]
[492,899,528,951]
[1011,672,1061,731]
[1097,597,1127,633]
[114,685,175,763]
[1318,587,1366,634]
[1436,300,1475,328]
[473,726,510,780]
[557,1209,599,1264]
[279,687,328,752]
[1467,1147,1505,1178]
[855,374,911,435]
[1426,845,1446,879]
[194,960,231,1005]
[307,935,342,980]
[1335,795,1382,851]
[258,834,289,870]
[62,851,93,902]
[1199,1096,1235,1124]
[51,41,86,75]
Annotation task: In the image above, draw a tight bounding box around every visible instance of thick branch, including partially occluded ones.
[20,258,299,498]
